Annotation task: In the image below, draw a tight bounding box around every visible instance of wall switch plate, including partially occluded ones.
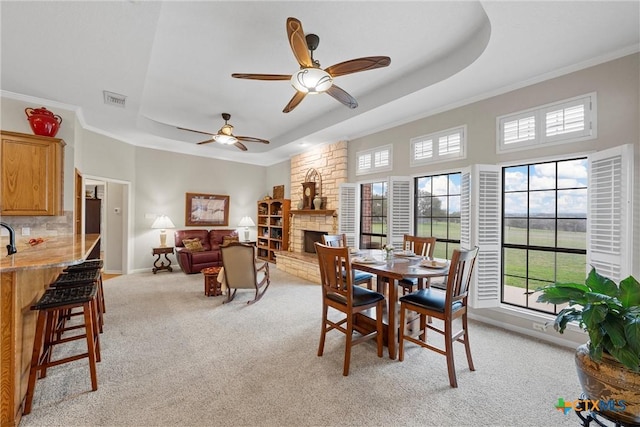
[22,227,30,236]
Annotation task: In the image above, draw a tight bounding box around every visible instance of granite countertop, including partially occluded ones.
[0,234,100,272]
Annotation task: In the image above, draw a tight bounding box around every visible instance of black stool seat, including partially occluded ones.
[53,269,101,286]
[51,268,105,333]
[32,285,97,310]
[64,259,103,272]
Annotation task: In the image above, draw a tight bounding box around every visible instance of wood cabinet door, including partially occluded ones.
[0,131,64,216]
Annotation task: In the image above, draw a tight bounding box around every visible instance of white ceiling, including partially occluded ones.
[1,1,639,166]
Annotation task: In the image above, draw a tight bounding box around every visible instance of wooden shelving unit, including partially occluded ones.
[257,198,290,263]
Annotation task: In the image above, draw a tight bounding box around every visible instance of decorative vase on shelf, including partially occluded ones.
[25,107,62,137]
[313,196,322,210]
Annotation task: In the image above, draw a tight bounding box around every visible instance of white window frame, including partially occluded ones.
[356,144,393,176]
[410,125,467,167]
[497,92,597,153]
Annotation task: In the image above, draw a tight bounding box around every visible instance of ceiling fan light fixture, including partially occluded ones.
[219,124,234,136]
[291,68,333,94]
[213,134,238,145]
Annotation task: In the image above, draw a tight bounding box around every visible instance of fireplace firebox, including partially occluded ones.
[304,230,328,254]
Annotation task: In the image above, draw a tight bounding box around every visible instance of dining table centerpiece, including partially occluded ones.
[382,244,394,260]
[536,267,640,425]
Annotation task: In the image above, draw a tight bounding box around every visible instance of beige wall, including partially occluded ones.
[347,55,639,274]
[348,53,639,179]
[345,53,640,346]
[131,146,267,271]
[0,95,272,272]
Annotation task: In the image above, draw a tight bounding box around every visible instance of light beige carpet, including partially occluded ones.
[20,267,582,426]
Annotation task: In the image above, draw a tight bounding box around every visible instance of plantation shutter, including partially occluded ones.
[387,176,412,248]
[338,183,359,248]
[462,165,501,309]
[587,144,634,282]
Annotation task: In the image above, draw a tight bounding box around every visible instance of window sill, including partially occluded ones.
[469,304,586,349]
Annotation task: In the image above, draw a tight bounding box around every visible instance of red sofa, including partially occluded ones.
[174,229,238,274]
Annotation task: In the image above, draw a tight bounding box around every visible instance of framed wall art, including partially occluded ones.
[185,193,230,226]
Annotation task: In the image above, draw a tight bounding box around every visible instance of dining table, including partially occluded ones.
[350,249,450,360]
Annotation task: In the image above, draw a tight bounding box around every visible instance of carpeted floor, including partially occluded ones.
[20,266,583,426]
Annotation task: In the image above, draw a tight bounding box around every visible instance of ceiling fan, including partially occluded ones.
[232,17,391,113]
[177,113,269,151]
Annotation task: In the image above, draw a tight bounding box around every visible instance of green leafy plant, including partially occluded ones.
[536,267,640,371]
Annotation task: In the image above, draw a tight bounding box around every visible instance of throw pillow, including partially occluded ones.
[183,238,204,252]
[222,235,239,246]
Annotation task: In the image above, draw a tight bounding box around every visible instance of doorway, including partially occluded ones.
[83,176,131,274]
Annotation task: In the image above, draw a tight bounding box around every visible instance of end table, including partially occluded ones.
[201,266,222,296]
[152,246,174,273]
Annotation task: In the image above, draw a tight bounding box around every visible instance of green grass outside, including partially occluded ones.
[367,220,586,288]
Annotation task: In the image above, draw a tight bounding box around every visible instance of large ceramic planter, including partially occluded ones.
[575,343,640,425]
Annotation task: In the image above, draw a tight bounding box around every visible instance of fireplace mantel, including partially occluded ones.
[290,209,335,216]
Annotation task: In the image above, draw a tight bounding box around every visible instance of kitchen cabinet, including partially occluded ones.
[0,130,65,216]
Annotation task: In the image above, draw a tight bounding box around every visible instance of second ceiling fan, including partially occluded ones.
[178,113,269,151]
[232,17,391,113]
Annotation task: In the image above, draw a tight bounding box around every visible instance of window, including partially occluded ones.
[410,126,466,166]
[414,172,462,258]
[356,145,392,175]
[502,158,588,314]
[360,181,387,249]
[497,93,596,152]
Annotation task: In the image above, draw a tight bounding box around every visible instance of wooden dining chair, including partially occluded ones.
[399,235,437,294]
[398,246,479,388]
[322,234,374,290]
[220,242,270,304]
[315,242,385,376]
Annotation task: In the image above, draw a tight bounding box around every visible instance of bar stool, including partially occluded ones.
[23,284,100,415]
[64,259,106,313]
[51,269,104,332]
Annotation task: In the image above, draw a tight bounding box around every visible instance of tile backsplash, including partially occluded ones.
[0,211,73,238]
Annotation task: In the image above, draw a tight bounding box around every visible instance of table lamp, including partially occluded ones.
[151,215,175,247]
[238,216,255,242]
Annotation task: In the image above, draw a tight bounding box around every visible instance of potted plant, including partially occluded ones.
[536,267,640,424]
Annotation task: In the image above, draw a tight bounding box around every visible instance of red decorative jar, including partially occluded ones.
[25,107,62,137]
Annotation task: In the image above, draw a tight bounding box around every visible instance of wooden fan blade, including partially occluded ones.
[324,56,391,78]
[237,136,270,144]
[283,91,307,113]
[286,17,312,68]
[177,126,215,137]
[326,85,358,109]
[196,138,215,145]
[234,141,248,151]
[231,73,292,81]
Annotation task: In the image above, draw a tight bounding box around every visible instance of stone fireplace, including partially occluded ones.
[275,141,347,284]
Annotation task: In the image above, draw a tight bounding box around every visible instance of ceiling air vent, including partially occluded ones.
[103,91,127,108]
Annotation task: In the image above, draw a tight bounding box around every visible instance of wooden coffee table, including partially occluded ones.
[201,266,222,296]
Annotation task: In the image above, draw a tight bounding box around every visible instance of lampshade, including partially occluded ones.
[151,215,175,230]
[290,68,333,94]
[151,215,175,247]
[238,216,255,242]
[238,216,256,227]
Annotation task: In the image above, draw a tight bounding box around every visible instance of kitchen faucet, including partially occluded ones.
[0,222,18,256]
